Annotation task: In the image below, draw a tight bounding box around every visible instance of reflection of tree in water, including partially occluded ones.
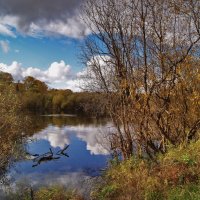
[0,135,25,184]
[23,114,108,134]
[26,115,50,135]
[41,115,108,127]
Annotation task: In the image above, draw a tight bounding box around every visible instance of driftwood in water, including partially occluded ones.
[56,145,69,157]
[30,145,69,167]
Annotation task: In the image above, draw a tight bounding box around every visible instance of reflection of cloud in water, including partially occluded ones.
[5,172,102,198]
[33,124,112,155]
[32,126,70,148]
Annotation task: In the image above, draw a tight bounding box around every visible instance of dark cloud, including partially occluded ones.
[0,0,87,37]
[0,0,83,21]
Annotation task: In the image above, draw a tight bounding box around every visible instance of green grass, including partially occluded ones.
[92,140,200,200]
[167,184,200,200]
[35,186,83,200]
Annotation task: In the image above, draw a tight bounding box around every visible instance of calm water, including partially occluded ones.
[2,115,112,195]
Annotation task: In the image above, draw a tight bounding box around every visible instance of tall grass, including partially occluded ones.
[92,140,200,200]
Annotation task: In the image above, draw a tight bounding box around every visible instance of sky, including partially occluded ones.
[0,0,90,91]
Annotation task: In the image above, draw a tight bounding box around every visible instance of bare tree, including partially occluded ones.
[81,0,200,159]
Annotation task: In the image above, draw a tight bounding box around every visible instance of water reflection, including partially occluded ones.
[3,115,111,194]
[11,172,101,198]
[33,123,110,155]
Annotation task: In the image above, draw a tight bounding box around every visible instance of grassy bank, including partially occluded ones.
[92,140,200,200]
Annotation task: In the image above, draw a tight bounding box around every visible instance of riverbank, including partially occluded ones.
[3,140,200,200]
[92,140,200,200]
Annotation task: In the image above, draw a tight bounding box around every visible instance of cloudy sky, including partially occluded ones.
[0,0,89,91]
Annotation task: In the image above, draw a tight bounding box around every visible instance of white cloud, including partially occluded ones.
[0,55,116,91]
[0,15,19,37]
[0,60,71,82]
[46,61,71,82]
[65,79,83,92]
[0,61,23,80]
[0,24,16,37]
[0,40,10,53]
[33,16,91,39]
[0,14,90,39]
[0,15,20,28]
[77,55,115,92]
[0,60,83,91]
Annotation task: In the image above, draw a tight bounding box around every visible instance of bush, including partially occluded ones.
[92,141,200,200]
[35,186,83,200]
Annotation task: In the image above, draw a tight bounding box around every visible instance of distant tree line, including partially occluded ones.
[0,71,107,117]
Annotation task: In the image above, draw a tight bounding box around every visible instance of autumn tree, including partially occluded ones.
[24,76,48,93]
[0,71,13,84]
[0,85,26,181]
[81,0,200,159]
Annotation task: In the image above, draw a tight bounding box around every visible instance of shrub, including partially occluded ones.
[92,141,200,200]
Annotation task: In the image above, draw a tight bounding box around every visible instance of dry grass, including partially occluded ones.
[92,140,200,200]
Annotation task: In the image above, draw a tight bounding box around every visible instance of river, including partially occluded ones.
[0,114,112,197]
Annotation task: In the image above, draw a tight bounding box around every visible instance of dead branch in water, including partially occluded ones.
[28,145,70,167]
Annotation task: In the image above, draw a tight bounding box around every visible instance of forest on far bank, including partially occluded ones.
[0,71,107,117]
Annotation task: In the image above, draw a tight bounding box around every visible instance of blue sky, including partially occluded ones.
[0,0,89,91]
[0,35,83,72]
